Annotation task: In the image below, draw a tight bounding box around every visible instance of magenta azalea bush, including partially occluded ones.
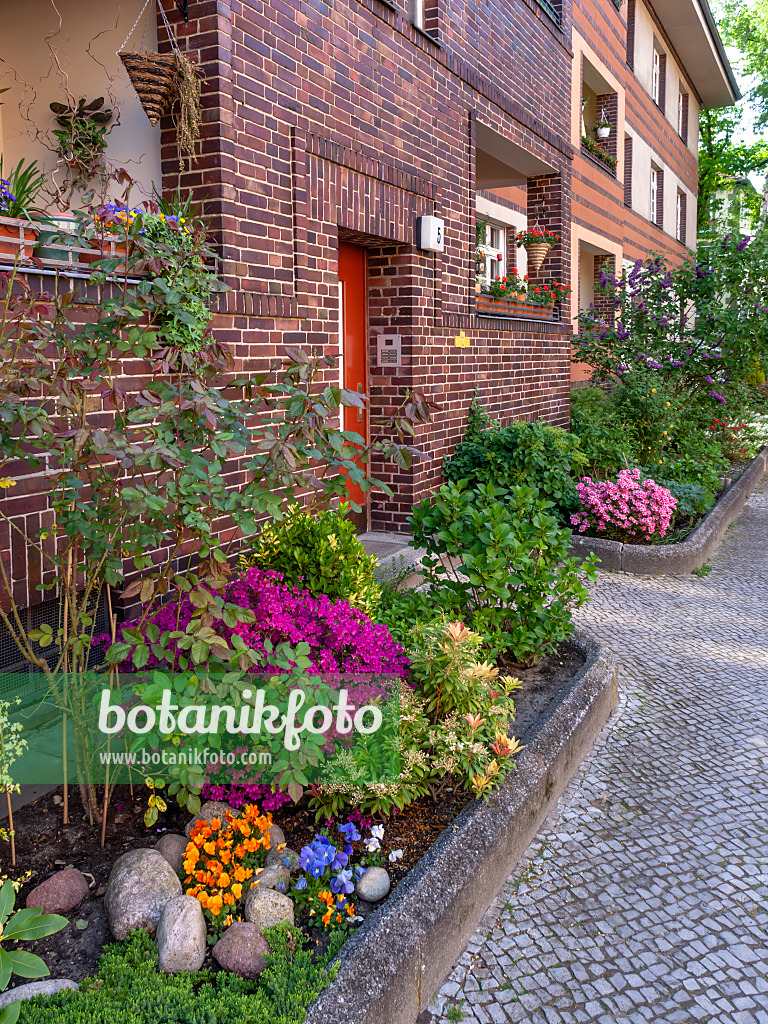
[570,469,677,542]
[100,567,409,677]
[201,782,292,814]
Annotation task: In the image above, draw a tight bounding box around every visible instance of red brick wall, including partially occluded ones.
[2,0,578,618]
[155,0,576,529]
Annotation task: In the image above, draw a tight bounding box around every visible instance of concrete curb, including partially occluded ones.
[569,447,768,575]
[305,632,617,1024]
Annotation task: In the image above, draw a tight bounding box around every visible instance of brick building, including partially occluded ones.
[0,0,736,625]
[568,0,739,379]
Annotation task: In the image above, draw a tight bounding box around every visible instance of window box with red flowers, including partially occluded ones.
[477,270,564,320]
[581,135,617,174]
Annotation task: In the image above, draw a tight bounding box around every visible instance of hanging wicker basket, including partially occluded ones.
[525,242,551,274]
[119,51,179,126]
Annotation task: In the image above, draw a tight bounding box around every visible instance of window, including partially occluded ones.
[650,168,659,226]
[477,221,506,288]
[652,47,667,111]
[651,166,664,229]
[537,0,562,26]
[678,89,689,144]
[409,0,439,37]
[676,191,687,244]
[652,51,660,104]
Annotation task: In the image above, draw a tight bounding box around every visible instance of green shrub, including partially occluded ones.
[18,925,343,1024]
[410,481,597,667]
[374,586,447,646]
[309,619,523,818]
[569,386,640,477]
[639,454,722,521]
[442,418,587,514]
[241,504,381,617]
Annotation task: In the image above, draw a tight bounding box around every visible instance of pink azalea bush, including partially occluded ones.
[570,469,677,542]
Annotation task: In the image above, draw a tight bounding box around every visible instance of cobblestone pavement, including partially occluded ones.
[426,481,768,1024]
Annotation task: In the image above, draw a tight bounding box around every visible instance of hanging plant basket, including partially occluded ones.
[119,51,178,126]
[524,242,551,274]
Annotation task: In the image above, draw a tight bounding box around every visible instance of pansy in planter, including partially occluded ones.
[88,200,220,352]
[0,157,47,260]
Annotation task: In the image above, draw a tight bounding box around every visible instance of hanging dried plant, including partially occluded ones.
[174,52,202,159]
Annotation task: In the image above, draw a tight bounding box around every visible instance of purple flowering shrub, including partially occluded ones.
[201,782,292,814]
[571,469,677,542]
[101,566,409,678]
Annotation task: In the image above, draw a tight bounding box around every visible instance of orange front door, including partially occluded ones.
[338,243,369,521]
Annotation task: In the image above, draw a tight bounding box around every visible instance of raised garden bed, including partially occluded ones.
[569,447,767,574]
[305,631,615,1024]
[0,637,608,1022]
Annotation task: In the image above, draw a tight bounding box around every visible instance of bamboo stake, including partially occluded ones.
[5,789,14,868]
[62,544,72,826]
[100,606,118,849]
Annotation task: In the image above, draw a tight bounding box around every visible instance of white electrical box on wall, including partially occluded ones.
[377,334,402,368]
[416,215,445,252]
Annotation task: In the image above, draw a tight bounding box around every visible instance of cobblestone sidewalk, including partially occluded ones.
[425,482,768,1024]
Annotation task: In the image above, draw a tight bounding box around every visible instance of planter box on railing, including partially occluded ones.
[0,216,39,261]
[0,218,130,275]
[476,293,557,321]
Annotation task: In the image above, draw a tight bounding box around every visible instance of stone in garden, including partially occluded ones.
[0,979,77,1009]
[26,868,89,915]
[155,833,189,875]
[184,801,239,838]
[282,847,302,874]
[156,895,206,974]
[212,922,270,978]
[244,886,295,930]
[249,863,290,893]
[268,824,286,847]
[264,843,300,873]
[355,866,391,902]
[104,848,182,940]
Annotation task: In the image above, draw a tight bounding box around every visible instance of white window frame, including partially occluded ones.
[477,221,507,289]
[677,90,685,136]
[650,167,659,226]
[409,0,424,29]
[652,50,661,104]
[676,191,684,241]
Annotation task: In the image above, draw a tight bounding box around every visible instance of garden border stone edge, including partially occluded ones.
[305,631,617,1024]
[568,447,768,574]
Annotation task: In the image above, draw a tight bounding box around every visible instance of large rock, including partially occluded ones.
[184,801,238,838]
[26,869,88,915]
[249,863,290,894]
[104,848,182,940]
[212,922,270,978]
[0,979,77,1009]
[155,834,189,875]
[244,886,294,930]
[156,895,206,974]
[355,866,391,902]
